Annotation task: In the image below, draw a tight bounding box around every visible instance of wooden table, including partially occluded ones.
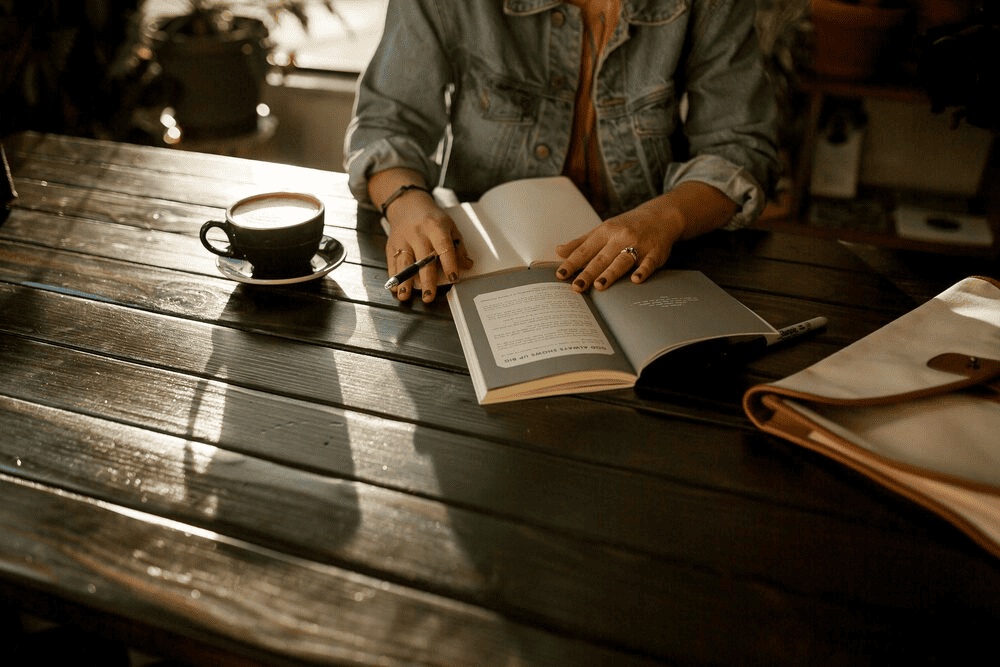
[2,131,999,666]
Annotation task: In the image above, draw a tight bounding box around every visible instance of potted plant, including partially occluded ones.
[811,0,915,80]
[145,0,335,140]
[1,0,146,139]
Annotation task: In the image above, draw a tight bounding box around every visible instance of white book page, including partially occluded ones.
[476,176,602,267]
[387,177,601,282]
[446,201,524,277]
[447,269,635,402]
[474,281,614,368]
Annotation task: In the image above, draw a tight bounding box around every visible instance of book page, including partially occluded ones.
[591,271,777,372]
[476,176,602,267]
[448,269,635,398]
[385,177,600,281]
[445,201,524,277]
[474,282,614,368]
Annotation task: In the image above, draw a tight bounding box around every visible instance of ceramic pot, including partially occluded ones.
[811,0,913,80]
[152,16,270,138]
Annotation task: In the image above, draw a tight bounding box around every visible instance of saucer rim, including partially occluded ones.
[215,236,346,285]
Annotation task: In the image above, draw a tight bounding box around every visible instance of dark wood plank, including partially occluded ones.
[3,348,999,664]
[6,178,389,270]
[10,393,976,665]
[0,472,667,667]
[0,395,708,659]
[0,201,450,320]
[0,238,465,370]
[0,280,906,525]
[4,308,1000,613]
[844,241,1000,303]
[4,131,354,202]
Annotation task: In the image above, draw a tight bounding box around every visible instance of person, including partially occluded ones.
[345,0,781,302]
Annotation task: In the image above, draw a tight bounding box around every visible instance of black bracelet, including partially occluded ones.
[379,183,431,218]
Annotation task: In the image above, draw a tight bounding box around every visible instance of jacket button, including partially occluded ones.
[534,144,551,160]
[551,11,565,27]
[550,75,564,90]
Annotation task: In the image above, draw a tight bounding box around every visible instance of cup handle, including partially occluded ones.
[200,220,238,258]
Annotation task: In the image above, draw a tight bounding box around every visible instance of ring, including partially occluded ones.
[620,246,639,266]
[393,248,410,258]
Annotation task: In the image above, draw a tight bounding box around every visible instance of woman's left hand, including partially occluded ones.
[555,202,681,292]
[554,182,739,292]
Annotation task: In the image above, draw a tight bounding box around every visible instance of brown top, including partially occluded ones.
[562,0,620,215]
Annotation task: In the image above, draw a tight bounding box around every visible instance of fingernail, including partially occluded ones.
[449,272,458,283]
[596,277,607,288]
[398,286,408,296]
[633,272,643,282]
[573,278,586,289]
[557,268,568,278]
[423,290,433,301]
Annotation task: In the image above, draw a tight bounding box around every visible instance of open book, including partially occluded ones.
[744,276,1000,559]
[437,178,776,404]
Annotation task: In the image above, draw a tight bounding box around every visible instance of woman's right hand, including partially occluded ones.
[383,188,473,303]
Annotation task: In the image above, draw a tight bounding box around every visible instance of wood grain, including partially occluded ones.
[4,131,999,666]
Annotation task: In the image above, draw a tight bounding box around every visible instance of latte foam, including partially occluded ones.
[231,196,320,229]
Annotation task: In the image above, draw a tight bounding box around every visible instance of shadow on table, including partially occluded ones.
[350,215,547,664]
[179,281,362,560]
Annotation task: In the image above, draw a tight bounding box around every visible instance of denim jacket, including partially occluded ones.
[345,0,780,225]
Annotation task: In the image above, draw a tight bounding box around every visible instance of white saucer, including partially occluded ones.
[216,236,346,285]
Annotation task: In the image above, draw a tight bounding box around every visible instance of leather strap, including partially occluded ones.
[928,353,1000,401]
[379,184,431,219]
[927,353,1000,382]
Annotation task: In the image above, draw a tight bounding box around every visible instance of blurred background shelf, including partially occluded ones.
[763,74,999,258]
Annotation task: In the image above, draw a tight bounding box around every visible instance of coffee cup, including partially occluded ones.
[200,192,325,278]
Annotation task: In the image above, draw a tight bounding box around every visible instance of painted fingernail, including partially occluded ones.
[596,277,607,288]
[573,278,586,289]
[557,268,568,278]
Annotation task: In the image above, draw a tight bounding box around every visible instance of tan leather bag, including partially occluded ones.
[744,276,1000,557]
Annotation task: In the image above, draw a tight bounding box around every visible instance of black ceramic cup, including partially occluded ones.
[200,192,325,277]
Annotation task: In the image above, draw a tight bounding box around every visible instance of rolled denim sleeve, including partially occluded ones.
[344,0,453,208]
[665,0,781,228]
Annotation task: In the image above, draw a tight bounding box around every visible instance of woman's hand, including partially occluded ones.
[555,182,738,292]
[384,193,472,302]
[372,168,473,302]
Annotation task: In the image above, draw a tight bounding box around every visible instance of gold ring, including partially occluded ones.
[620,246,639,266]
[393,248,409,258]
